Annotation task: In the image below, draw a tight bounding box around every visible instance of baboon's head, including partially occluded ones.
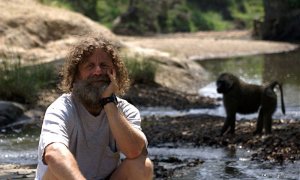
[216,73,237,94]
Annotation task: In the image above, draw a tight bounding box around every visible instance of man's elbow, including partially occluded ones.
[126,144,147,159]
[44,143,68,164]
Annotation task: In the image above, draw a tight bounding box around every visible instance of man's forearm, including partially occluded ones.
[44,143,85,180]
[104,103,146,158]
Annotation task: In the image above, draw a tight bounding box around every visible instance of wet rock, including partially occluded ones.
[142,115,300,165]
[0,101,24,127]
[152,156,204,179]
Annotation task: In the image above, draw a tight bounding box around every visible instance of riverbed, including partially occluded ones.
[1,114,300,179]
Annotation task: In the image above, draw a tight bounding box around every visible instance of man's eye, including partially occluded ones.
[100,64,110,69]
[87,64,94,69]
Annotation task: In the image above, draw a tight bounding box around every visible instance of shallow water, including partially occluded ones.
[0,128,39,165]
[140,105,300,120]
[149,147,300,180]
[1,130,299,180]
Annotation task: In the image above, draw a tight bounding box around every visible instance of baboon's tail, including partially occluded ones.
[269,81,286,115]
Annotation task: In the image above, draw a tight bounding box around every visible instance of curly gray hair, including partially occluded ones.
[60,33,130,95]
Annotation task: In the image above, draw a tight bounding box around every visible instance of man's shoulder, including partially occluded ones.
[116,97,133,107]
[48,93,74,110]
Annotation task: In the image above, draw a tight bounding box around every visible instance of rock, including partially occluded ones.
[0,101,24,127]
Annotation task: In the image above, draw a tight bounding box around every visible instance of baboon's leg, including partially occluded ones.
[263,105,276,134]
[221,119,229,135]
[221,114,236,135]
[261,91,277,134]
[229,116,236,134]
[264,114,273,134]
[254,109,264,135]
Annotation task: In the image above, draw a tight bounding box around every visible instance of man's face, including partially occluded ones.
[77,48,113,82]
[73,48,114,107]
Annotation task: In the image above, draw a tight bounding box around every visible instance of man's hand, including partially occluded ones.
[101,68,119,98]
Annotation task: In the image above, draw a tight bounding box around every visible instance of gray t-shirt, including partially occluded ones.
[35,93,147,180]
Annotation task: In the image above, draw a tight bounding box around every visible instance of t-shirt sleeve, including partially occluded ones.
[117,98,142,130]
[39,98,73,164]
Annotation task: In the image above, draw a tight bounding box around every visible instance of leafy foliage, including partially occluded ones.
[124,57,158,84]
[191,11,232,31]
[38,0,73,10]
[229,0,264,28]
[38,0,264,33]
[96,1,128,28]
[288,0,300,8]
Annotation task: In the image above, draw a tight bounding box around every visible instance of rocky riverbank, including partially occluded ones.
[142,114,300,178]
[1,83,299,179]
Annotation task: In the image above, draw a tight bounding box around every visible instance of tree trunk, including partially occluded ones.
[262,0,300,41]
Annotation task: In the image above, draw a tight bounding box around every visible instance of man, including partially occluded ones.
[35,33,153,180]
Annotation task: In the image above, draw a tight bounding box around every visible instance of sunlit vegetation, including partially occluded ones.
[0,54,158,104]
[124,57,158,84]
[38,0,264,33]
[38,0,73,10]
[0,57,57,104]
[228,0,264,28]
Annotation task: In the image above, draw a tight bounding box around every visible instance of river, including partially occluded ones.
[1,127,300,179]
[1,49,300,179]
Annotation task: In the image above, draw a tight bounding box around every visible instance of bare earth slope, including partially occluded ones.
[0,0,116,63]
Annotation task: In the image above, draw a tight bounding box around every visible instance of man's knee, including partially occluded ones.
[113,155,153,180]
[43,169,58,180]
[127,156,153,178]
[143,157,154,178]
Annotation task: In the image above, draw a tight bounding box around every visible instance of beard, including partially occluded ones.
[72,75,110,109]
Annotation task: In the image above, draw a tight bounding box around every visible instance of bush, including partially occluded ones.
[228,0,264,29]
[38,0,264,33]
[163,2,191,32]
[191,11,232,31]
[0,57,58,104]
[38,0,73,10]
[96,1,129,28]
[124,57,158,85]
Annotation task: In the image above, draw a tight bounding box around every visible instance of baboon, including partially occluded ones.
[216,72,285,135]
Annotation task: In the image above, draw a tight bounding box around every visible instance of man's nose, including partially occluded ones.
[93,65,104,75]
